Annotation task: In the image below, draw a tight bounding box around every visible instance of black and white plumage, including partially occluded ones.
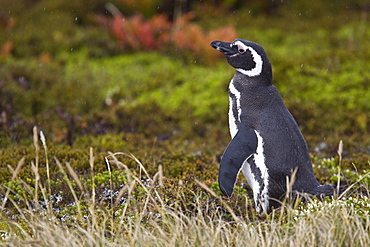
[210,39,337,215]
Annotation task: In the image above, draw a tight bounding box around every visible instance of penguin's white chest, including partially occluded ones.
[228,79,241,138]
[228,79,270,214]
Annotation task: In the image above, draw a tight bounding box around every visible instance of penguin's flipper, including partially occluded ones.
[218,125,258,197]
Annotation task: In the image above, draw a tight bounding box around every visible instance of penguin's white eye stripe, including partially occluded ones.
[232,41,263,77]
[233,41,249,53]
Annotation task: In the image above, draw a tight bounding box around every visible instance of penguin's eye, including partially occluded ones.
[232,43,247,54]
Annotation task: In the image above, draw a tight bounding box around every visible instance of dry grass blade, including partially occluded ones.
[337,140,343,194]
[195,179,242,223]
[108,152,150,179]
[152,164,163,187]
[88,147,97,229]
[114,180,135,206]
[107,151,133,185]
[40,130,51,197]
[104,156,114,206]
[2,157,25,210]
[338,170,370,200]
[66,162,84,191]
[32,126,40,205]
[54,157,82,217]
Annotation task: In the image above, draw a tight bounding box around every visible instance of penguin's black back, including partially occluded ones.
[233,76,321,199]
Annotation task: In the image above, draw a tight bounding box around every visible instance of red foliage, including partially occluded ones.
[100,12,237,63]
[1,41,13,58]
[110,13,172,50]
[172,13,237,63]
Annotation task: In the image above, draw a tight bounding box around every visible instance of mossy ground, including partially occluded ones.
[0,0,369,245]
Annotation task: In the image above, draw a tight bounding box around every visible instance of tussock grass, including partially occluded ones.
[0,130,369,246]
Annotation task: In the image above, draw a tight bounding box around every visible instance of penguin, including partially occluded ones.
[210,39,337,215]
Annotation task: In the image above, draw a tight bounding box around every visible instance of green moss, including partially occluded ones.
[2,7,369,151]
[0,0,118,58]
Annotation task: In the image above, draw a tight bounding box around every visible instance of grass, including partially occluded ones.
[0,130,369,246]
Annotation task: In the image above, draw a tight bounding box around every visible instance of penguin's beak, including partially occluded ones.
[210,40,236,55]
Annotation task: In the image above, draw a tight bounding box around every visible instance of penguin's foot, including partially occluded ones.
[314,184,348,198]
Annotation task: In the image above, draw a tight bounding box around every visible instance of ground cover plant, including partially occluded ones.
[0,0,370,246]
[0,130,369,246]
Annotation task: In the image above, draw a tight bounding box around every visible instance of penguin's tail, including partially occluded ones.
[314,184,348,199]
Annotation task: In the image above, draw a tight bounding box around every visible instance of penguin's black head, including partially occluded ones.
[210,39,272,83]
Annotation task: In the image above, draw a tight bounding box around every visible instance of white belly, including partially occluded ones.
[241,131,270,215]
[241,159,260,200]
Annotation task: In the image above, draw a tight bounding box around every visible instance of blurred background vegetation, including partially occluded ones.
[0,0,369,157]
